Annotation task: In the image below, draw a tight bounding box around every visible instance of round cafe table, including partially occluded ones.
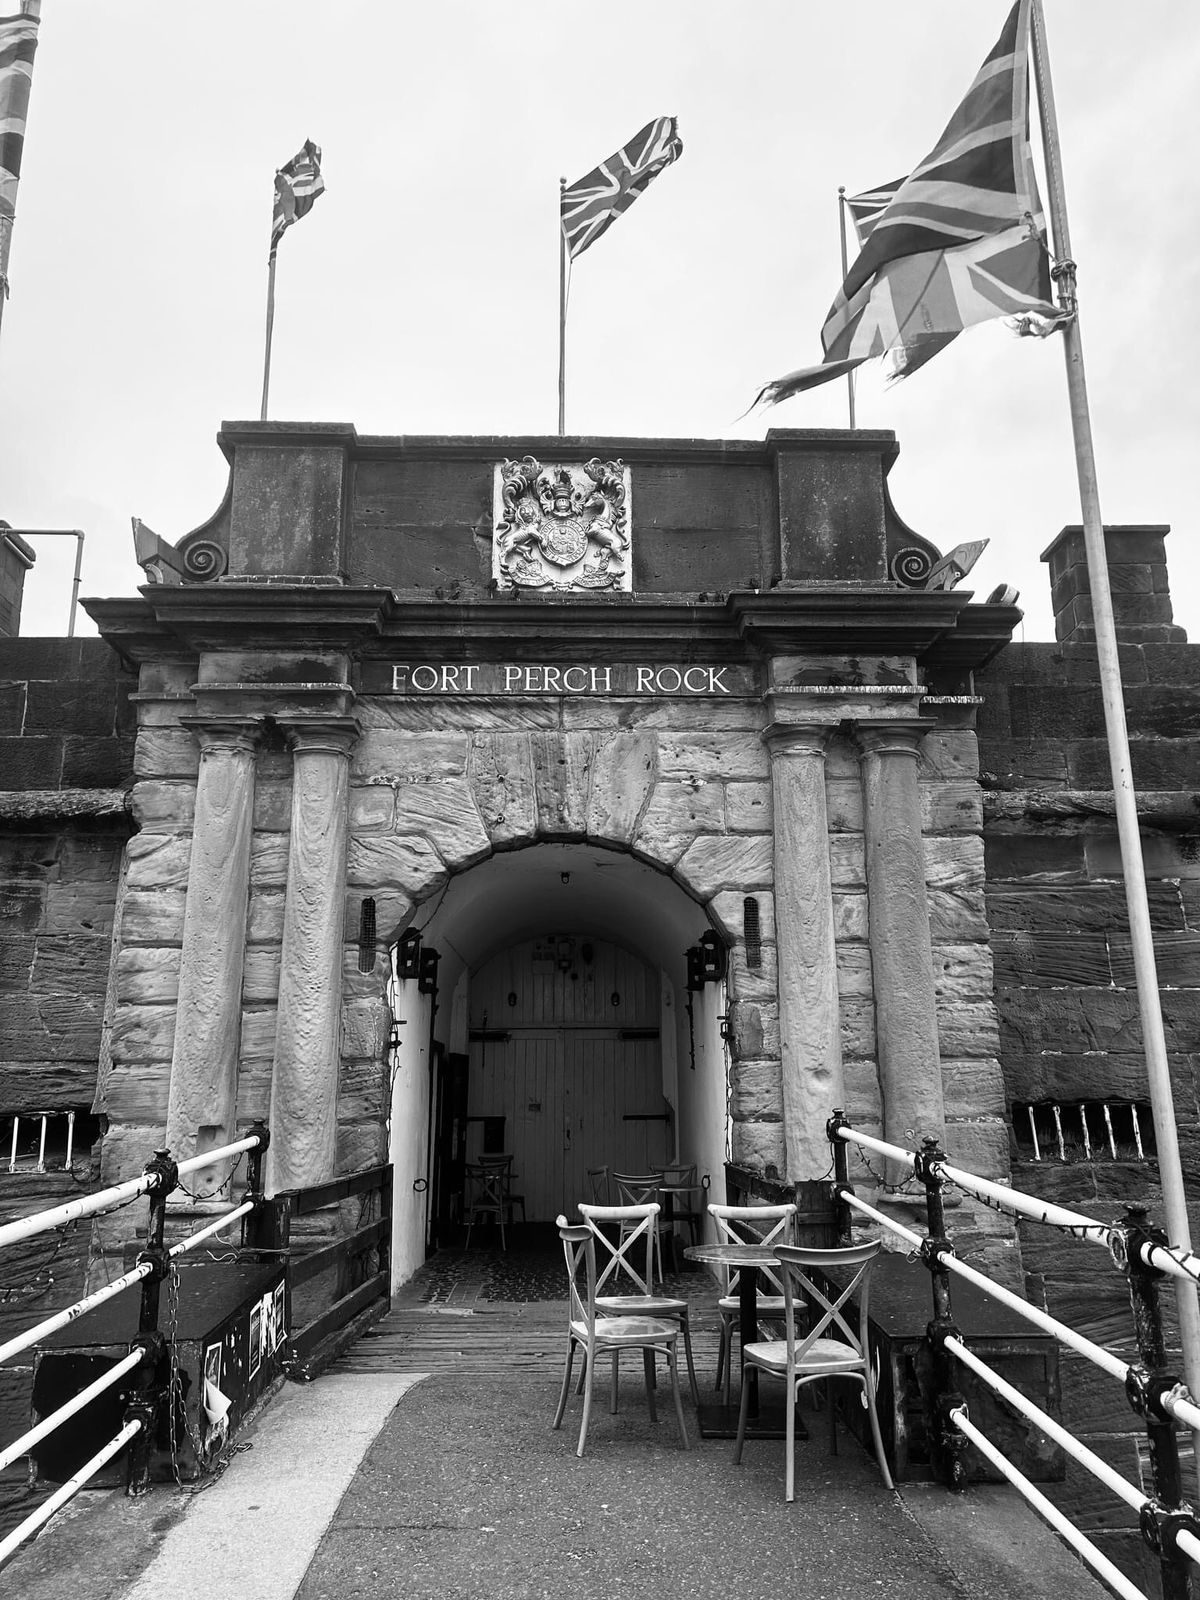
[684,1241,796,1437]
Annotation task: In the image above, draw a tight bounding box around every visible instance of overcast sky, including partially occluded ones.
[2,1,1197,646]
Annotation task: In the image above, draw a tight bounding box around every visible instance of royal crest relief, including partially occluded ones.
[493,457,632,593]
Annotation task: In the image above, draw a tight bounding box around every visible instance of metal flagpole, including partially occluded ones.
[1030,0,1200,1431]
[260,250,277,422]
[837,188,857,429]
[558,176,567,437]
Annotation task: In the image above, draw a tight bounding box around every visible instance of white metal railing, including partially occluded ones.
[0,1132,261,1253]
[0,1419,144,1569]
[0,1127,268,1574]
[831,1116,1200,1598]
[949,1407,1148,1600]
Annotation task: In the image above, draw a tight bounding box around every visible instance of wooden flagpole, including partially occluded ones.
[558,176,567,437]
[1030,0,1200,1424]
[837,188,856,429]
[260,249,277,422]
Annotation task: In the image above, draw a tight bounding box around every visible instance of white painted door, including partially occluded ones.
[466,937,669,1220]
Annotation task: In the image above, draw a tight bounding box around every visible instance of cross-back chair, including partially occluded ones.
[586,1165,612,1205]
[477,1153,525,1226]
[732,1240,894,1501]
[463,1162,508,1250]
[611,1172,668,1283]
[706,1201,797,1405]
[651,1161,705,1250]
[578,1201,700,1404]
[552,1215,690,1457]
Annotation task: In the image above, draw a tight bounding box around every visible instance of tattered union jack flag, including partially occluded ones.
[561,116,683,261]
[269,139,325,259]
[0,1,40,227]
[753,1,1066,408]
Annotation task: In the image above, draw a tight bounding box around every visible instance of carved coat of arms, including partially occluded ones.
[493,457,632,593]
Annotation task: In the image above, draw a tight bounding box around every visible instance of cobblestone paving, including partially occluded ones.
[413,1223,698,1305]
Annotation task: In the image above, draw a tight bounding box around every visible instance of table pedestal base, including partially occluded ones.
[695,1401,806,1441]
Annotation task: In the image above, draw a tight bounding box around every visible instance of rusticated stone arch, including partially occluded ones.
[339,714,784,1174]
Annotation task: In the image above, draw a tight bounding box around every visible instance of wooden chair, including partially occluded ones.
[463,1162,508,1250]
[552,1215,689,1457]
[651,1161,705,1250]
[478,1153,525,1226]
[611,1172,667,1283]
[578,1201,700,1404]
[586,1165,612,1205]
[707,1201,797,1405]
[732,1240,894,1501]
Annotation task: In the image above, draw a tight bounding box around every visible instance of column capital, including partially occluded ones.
[761,720,836,758]
[852,718,935,761]
[278,716,361,759]
[178,715,264,757]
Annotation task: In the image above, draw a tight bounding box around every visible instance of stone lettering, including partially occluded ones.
[382,662,741,696]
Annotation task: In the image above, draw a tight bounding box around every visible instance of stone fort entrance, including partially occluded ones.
[85,424,1019,1287]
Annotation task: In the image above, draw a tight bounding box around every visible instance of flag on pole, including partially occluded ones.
[561,116,683,260]
[0,1,40,226]
[753,1,1065,409]
[269,139,325,260]
[843,179,907,246]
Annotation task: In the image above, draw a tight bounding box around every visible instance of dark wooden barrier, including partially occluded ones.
[247,1164,392,1381]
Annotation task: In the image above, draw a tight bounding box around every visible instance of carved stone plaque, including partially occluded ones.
[492,457,632,593]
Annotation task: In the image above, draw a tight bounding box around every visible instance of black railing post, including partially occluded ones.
[912,1135,968,1493]
[825,1109,853,1246]
[1111,1204,1196,1600]
[241,1122,272,1254]
[125,1146,178,1496]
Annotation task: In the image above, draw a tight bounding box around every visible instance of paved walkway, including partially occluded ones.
[6,1257,1113,1600]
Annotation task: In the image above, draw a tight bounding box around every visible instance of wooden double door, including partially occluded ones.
[464,936,670,1221]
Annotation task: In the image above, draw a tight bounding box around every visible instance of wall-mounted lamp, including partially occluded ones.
[718,1014,734,1044]
[417,948,440,995]
[685,931,728,991]
[396,929,422,980]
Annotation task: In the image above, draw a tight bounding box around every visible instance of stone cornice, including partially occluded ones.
[85,584,1021,674]
[727,588,972,655]
[213,421,900,472]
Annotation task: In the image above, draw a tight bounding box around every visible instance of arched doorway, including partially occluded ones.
[384,842,730,1286]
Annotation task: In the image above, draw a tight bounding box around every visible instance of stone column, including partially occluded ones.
[267,718,359,1193]
[764,723,844,1181]
[165,719,260,1195]
[855,722,944,1166]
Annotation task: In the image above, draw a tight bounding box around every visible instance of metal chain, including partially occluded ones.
[164,1260,209,1486]
[852,1142,920,1196]
[175,1149,248,1204]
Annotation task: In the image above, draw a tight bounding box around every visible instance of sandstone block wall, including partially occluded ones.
[976,636,1200,1574]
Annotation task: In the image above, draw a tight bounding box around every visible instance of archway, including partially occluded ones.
[384,842,730,1286]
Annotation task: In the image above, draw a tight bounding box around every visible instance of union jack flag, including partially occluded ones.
[561,116,683,261]
[844,180,906,248]
[754,1,1065,408]
[270,139,325,260]
[0,1,40,226]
